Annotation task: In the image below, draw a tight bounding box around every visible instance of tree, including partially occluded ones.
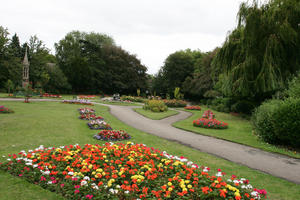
[5,79,14,93]
[213,0,300,102]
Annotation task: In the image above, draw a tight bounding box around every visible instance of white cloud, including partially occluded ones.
[0,0,243,74]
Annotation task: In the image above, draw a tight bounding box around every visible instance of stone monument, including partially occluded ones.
[22,48,30,88]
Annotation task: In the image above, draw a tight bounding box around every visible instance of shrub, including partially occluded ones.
[272,98,300,148]
[0,105,14,113]
[143,100,168,112]
[251,100,280,144]
[252,98,300,148]
[286,71,300,98]
[163,99,187,107]
[231,100,256,115]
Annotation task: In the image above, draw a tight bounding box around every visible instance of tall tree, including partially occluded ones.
[214,0,300,102]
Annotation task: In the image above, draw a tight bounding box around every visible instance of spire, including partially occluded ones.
[23,47,29,66]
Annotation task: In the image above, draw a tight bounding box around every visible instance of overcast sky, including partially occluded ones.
[0,0,243,74]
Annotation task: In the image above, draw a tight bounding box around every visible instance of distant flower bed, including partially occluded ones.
[78,95,96,99]
[88,120,112,130]
[120,96,146,103]
[193,118,228,129]
[63,100,93,105]
[193,110,228,129]
[78,107,95,115]
[184,106,201,110]
[0,105,14,113]
[42,93,62,98]
[163,99,187,107]
[0,143,266,200]
[94,130,131,141]
[79,114,104,120]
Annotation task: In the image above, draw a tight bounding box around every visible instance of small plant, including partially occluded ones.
[193,110,228,129]
[79,114,104,120]
[0,105,14,113]
[143,100,168,112]
[88,120,112,130]
[174,87,184,100]
[78,107,95,115]
[94,130,131,141]
[163,99,187,107]
[137,88,141,97]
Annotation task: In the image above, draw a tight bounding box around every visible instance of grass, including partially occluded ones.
[134,107,179,120]
[0,101,299,199]
[173,106,300,159]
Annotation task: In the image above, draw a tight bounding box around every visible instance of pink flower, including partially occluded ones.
[40,176,46,181]
[60,184,65,187]
[74,190,80,194]
[86,194,93,199]
[74,185,80,189]
[19,174,23,177]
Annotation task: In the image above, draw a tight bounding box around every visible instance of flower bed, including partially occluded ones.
[0,143,266,200]
[42,93,62,98]
[163,99,187,107]
[184,106,201,110]
[79,114,104,120]
[63,100,93,105]
[193,118,228,129]
[88,120,112,130]
[202,110,215,119]
[0,105,14,113]
[78,95,96,99]
[78,108,95,115]
[94,130,131,141]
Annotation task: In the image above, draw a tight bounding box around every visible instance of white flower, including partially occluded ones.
[125,190,129,194]
[7,158,11,161]
[81,180,88,186]
[83,176,90,181]
[33,164,38,168]
[47,181,52,184]
[68,172,74,176]
[215,172,223,177]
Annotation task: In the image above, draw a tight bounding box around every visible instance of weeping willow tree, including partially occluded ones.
[213,0,300,101]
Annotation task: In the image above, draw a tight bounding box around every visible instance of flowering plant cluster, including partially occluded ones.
[79,114,104,121]
[193,110,228,129]
[78,95,97,99]
[79,108,95,115]
[94,130,131,141]
[184,106,201,110]
[0,105,14,113]
[163,99,187,107]
[0,142,266,200]
[42,93,62,98]
[63,100,93,105]
[202,110,215,119]
[88,120,112,130]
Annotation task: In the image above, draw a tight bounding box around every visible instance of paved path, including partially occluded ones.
[1,98,300,184]
[105,104,300,184]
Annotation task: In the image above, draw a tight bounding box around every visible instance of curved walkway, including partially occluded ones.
[105,104,300,184]
[1,98,300,184]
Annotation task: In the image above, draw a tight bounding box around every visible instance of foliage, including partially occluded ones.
[213,0,300,102]
[0,105,14,113]
[252,98,300,148]
[152,49,201,97]
[137,88,140,97]
[0,142,266,200]
[286,71,300,98]
[163,99,187,107]
[231,100,256,115]
[174,87,183,100]
[55,31,148,94]
[5,79,14,93]
[193,118,228,129]
[143,100,168,112]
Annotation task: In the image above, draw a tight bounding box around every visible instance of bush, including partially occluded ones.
[143,100,168,112]
[251,100,281,144]
[231,100,256,114]
[163,99,187,107]
[252,98,300,148]
[0,105,14,113]
[272,98,300,148]
[286,72,300,98]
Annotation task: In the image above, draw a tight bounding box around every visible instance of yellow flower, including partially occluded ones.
[187,184,192,189]
[167,182,172,186]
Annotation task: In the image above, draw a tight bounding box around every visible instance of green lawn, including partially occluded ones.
[0,101,299,199]
[173,106,300,158]
[134,107,179,120]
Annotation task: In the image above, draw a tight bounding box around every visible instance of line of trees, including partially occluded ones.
[152,0,300,114]
[0,29,148,95]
